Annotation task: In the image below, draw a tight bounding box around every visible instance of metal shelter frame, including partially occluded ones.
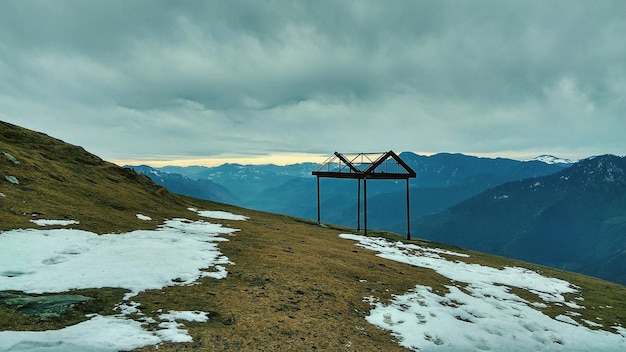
[312,151,417,239]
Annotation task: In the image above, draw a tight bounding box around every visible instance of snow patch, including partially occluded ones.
[159,310,210,323]
[340,234,626,351]
[0,211,244,351]
[189,207,249,221]
[583,319,603,328]
[29,219,79,226]
[0,315,160,352]
[555,314,580,326]
[156,321,192,343]
[0,219,237,295]
[136,214,152,221]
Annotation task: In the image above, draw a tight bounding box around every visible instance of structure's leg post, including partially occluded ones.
[364,177,368,236]
[406,178,411,240]
[357,179,361,231]
[316,176,321,224]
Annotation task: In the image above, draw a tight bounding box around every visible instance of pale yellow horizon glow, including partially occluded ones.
[110,152,332,168]
[110,150,585,168]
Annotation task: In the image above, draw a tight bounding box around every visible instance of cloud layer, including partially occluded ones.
[1,1,625,164]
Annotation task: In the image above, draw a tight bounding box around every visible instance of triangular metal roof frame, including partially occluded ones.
[312,150,416,239]
[312,150,416,179]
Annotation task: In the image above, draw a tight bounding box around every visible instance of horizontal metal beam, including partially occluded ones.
[312,171,414,179]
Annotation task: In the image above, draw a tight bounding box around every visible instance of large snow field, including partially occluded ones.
[340,234,626,352]
[0,209,247,351]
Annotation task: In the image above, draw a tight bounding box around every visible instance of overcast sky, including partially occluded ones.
[1,1,625,166]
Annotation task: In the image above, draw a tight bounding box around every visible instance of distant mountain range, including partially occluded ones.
[127,152,571,231]
[414,154,626,285]
[128,165,240,205]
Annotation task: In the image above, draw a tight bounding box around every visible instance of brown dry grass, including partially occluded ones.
[129,209,455,351]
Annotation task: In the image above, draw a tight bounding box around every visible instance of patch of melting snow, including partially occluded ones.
[555,314,580,326]
[189,207,249,221]
[0,210,247,351]
[154,310,213,343]
[0,314,159,352]
[613,325,626,336]
[156,320,193,343]
[531,302,548,308]
[2,151,20,164]
[136,214,152,221]
[155,310,211,342]
[339,234,626,351]
[583,319,604,328]
[4,175,19,184]
[159,310,211,322]
[29,219,80,226]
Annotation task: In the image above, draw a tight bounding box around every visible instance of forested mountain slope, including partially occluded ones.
[415,154,626,285]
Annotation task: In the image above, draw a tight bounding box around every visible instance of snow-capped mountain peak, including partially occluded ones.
[531,155,575,165]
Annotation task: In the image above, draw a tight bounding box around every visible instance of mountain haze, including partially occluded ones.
[127,165,240,205]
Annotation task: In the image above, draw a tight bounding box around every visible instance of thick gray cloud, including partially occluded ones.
[1,0,625,164]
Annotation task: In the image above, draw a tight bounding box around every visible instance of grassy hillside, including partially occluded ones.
[1,121,626,351]
[0,121,199,234]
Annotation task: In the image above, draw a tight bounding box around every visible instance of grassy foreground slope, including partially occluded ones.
[0,121,196,234]
[1,120,626,351]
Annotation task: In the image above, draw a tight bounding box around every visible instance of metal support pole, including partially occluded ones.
[357,179,361,231]
[406,178,411,240]
[316,176,321,224]
[363,177,368,236]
